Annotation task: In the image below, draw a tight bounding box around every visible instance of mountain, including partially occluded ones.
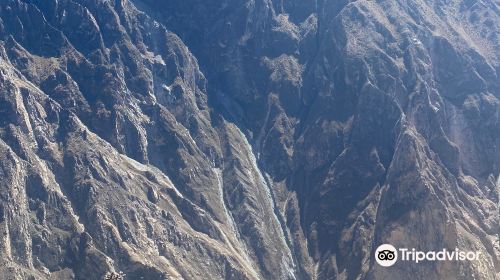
[0,0,498,279]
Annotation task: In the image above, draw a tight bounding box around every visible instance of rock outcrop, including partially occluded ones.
[0,0,498,279]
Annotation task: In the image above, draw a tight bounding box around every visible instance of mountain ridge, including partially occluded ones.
[0,0,498,279]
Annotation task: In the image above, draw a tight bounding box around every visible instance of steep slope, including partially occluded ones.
[0,0,296,279]
[132,0,500,278]
[0,0,499,280]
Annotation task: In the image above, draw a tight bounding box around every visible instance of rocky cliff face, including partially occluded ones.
[0,0,498,279]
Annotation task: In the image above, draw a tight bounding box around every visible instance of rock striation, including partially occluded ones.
[0,0,498,279]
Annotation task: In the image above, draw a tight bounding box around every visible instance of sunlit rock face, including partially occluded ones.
[0,0,498,279]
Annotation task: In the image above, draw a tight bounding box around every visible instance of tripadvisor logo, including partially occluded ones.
[375,244,481,267]
[375,244,398,267]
